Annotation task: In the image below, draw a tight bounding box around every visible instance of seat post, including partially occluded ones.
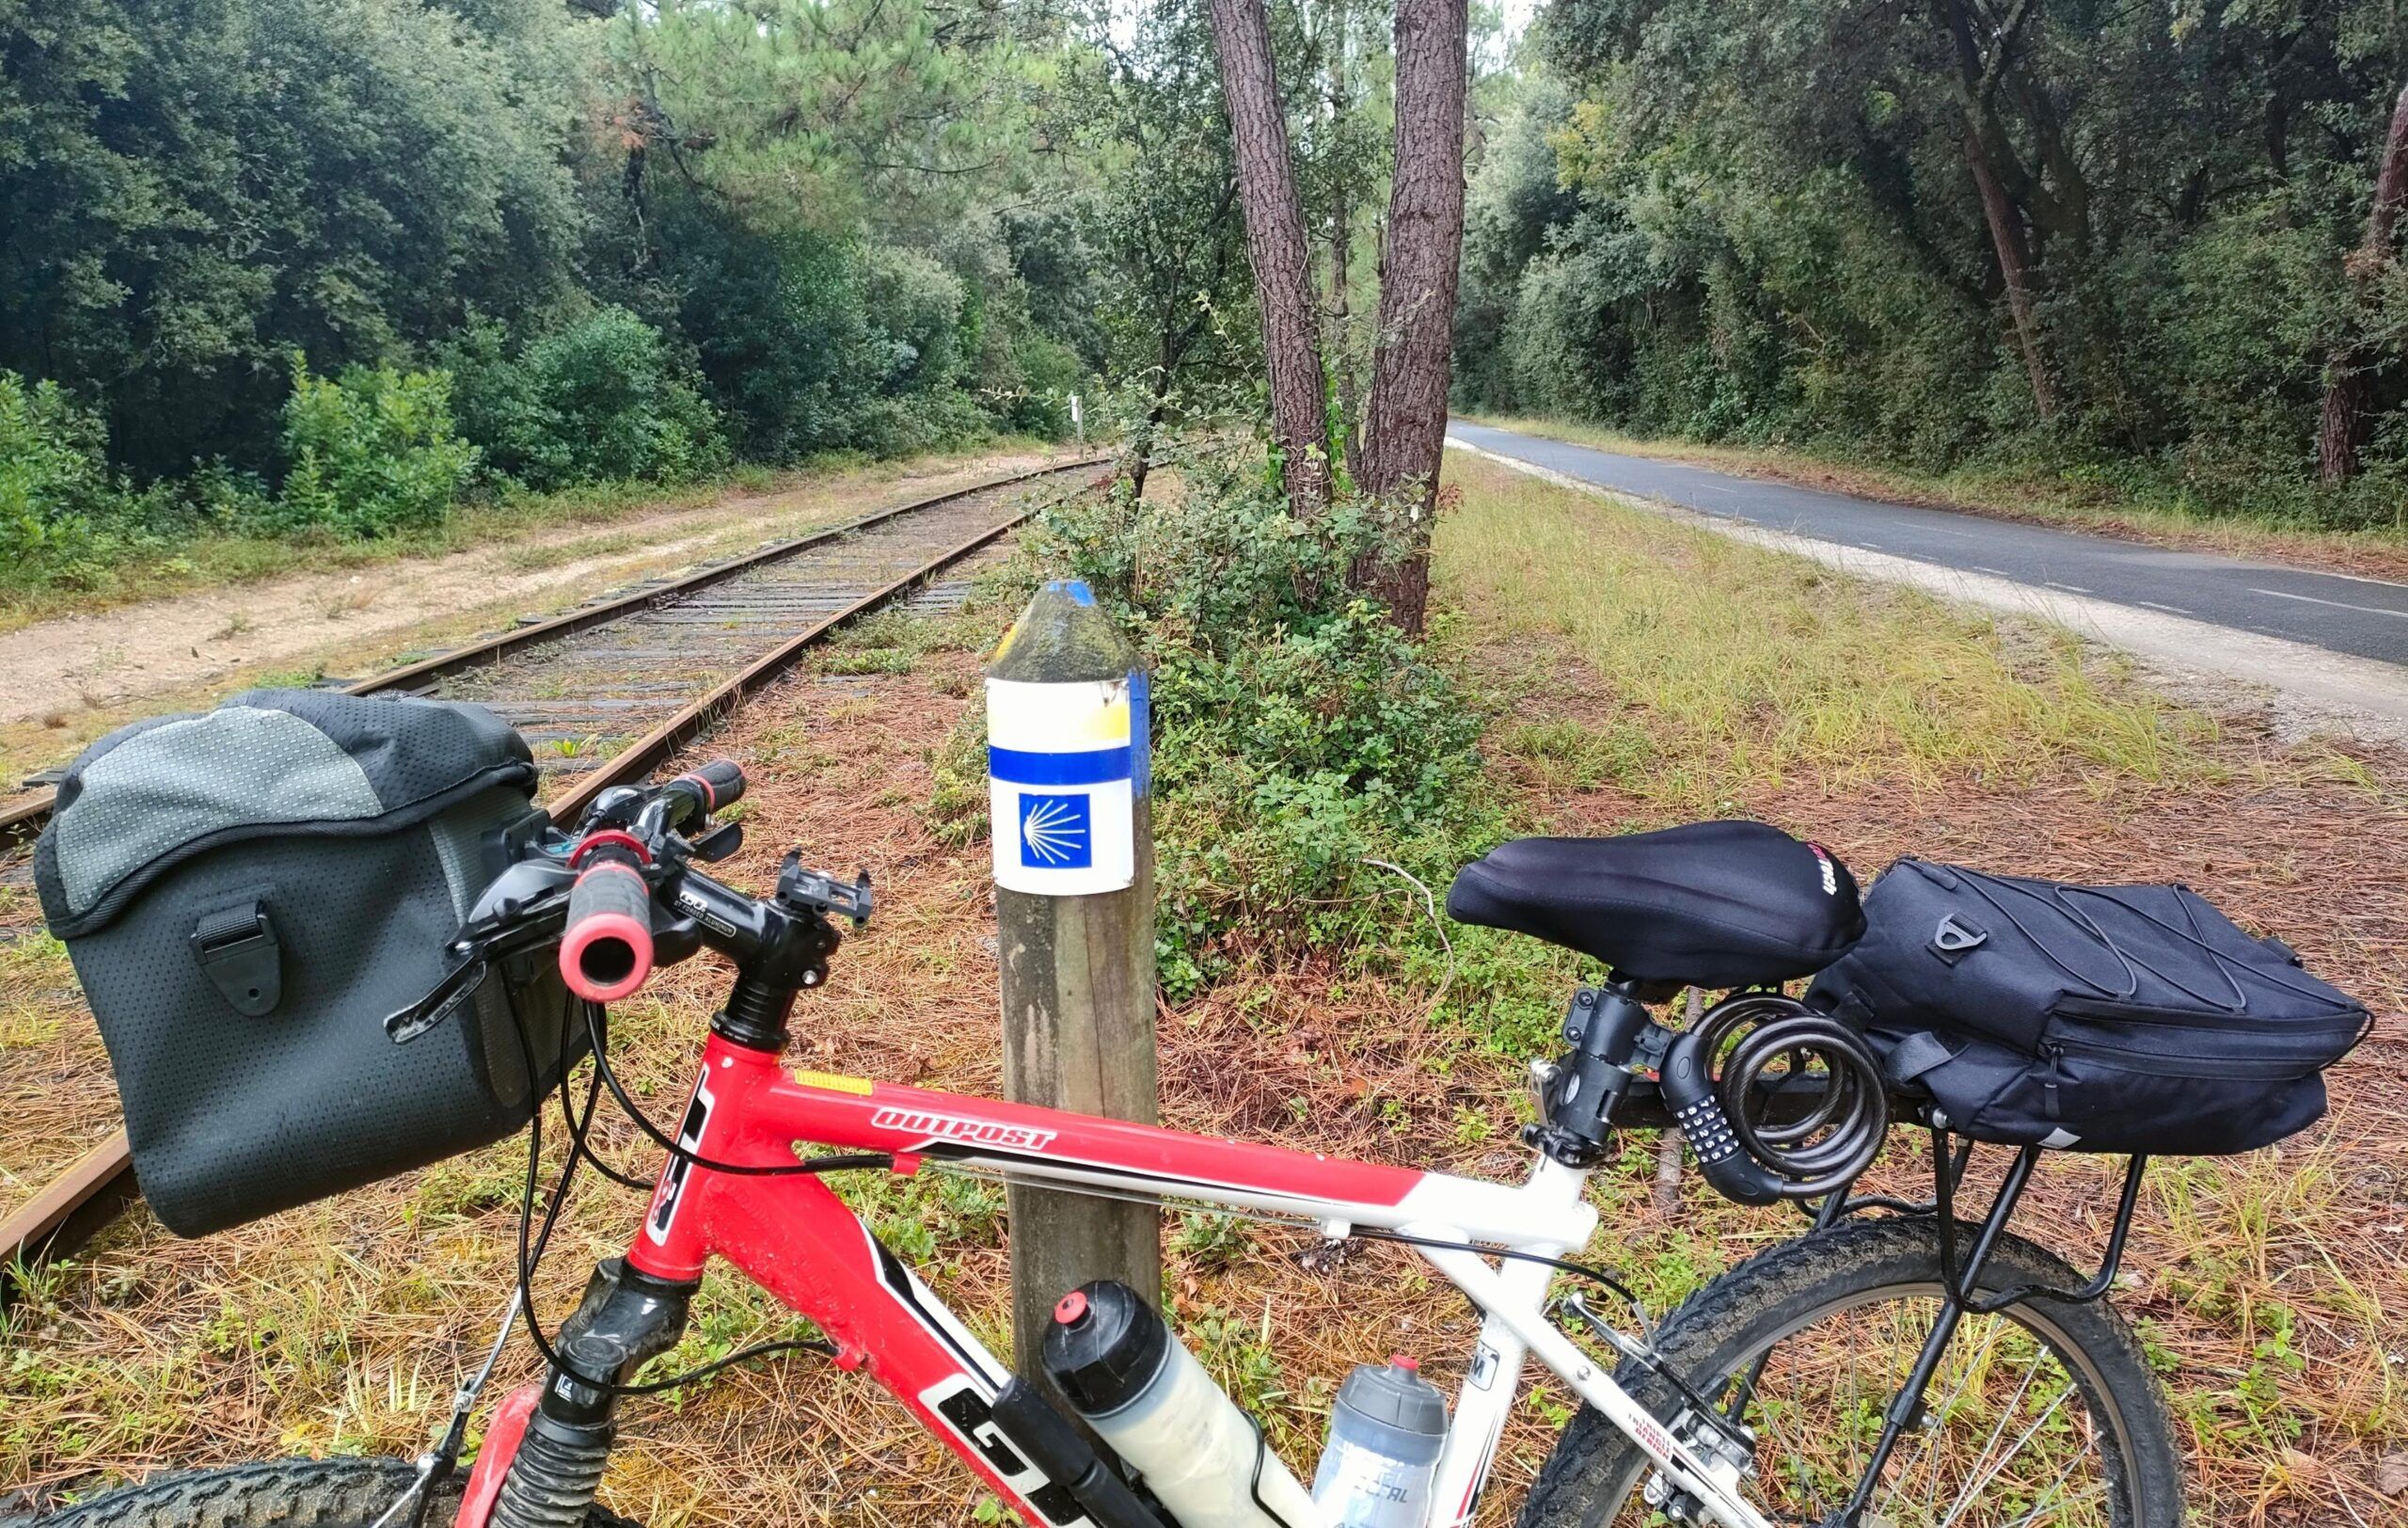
[1525,976,1667,1167]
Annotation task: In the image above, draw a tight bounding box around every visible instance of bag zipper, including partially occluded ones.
[2049,1032,2323,1081]
[2052,993,2362,1038]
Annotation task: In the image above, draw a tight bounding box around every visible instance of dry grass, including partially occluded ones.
[1439,454,2408,1525]
[3,458,2402,1526]
[1466,413,2408,587]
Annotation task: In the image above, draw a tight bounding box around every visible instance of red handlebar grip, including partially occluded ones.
[560,857,654,1002]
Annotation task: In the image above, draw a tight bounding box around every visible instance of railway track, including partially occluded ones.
[0,456,1103,1283]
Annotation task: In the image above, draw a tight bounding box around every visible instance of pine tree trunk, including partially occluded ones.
[1207,0,1331,513]
[1354,0,1469,636]
[1940,0,2053,423]
[1964,124,2056,422]
[2321,82,2408,485]
[1326,19,1360,483]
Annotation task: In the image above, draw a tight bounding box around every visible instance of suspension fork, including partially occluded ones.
[462,1259,695,1528]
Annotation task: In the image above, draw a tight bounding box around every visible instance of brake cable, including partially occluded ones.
[497,999,878,1400]
[576,999,889,1179]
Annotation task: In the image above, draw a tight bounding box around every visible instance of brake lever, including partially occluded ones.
[385,951,496,1044]
[689,820,744,863]
[385,887,576,1044]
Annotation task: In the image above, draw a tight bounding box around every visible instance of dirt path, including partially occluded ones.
[0,449,1065,781]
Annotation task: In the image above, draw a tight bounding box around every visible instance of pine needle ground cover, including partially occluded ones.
[1,458,2399,1525]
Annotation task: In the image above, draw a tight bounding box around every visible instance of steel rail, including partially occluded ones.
[0,457,1104,848]
[0,456,1102,1283]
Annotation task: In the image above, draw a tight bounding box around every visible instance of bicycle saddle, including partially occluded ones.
[1445,820,1865,989]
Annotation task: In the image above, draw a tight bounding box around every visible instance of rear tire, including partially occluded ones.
[1518,1218,2183,1527]
[10,1456,642,1528]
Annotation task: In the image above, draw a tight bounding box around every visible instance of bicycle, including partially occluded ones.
[30,765,2182,1528]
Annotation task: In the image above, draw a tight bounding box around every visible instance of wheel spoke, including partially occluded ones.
[1931,1337,2045,1523]
[1571,1228,2159,1528]
[1996,1451,2102,1528]
[1900,1310,1987,1520]
[1937,1379,2078,1527]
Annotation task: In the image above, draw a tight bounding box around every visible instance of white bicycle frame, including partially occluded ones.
[930,1152,1773,1528]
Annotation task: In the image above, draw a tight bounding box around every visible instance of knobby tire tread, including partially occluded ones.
[9,1456,642,1528]
[1514,1217,2183,1528]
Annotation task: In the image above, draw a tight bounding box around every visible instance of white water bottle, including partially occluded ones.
[1042,1281,1323,1528]
[1310,1356,1449,1528]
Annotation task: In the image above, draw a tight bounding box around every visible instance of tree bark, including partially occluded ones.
[1326,26,1359,483]
[1354,0,1469,635]
[1208,0,1332,513]
[1964,124,2057,422]
[1941,0,2056,423]
[2321,82,2408,485]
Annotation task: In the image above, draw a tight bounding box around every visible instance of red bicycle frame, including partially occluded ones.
[452,1028,1778,1528]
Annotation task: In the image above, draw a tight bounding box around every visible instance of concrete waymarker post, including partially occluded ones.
[988,578,1159,1393]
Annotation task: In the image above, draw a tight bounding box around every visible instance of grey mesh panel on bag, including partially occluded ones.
[36,691,579,1236]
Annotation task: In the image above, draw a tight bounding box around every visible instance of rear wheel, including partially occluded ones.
[1519,1218,2183,1528]
[11,1456,642,1528]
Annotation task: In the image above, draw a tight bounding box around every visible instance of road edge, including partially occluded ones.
[1448,436,2408,744]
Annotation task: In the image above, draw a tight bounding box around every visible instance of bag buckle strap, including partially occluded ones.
[192,900,282,1017]
[1929,914,1988,963]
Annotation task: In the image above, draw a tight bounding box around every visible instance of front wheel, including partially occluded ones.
[10,1457,643,1528]
[1519,1218,2184,1528]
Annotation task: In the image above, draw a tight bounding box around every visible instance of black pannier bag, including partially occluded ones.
[36,690,581,1235]
[1805,858,2368,1156]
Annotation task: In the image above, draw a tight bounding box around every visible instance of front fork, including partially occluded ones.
[459,1259,695,1528]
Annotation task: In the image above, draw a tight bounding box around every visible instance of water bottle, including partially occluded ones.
[1042,1281,1321,1528]
[1310,1355,1449,1528]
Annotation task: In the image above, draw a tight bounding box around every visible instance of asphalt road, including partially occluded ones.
[1450,421,2408,669]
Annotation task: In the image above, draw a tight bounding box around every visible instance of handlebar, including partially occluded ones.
[555,756,747,1001]
[560,840,655,1002]
[661,759,747,827]
[386,759,877,1043]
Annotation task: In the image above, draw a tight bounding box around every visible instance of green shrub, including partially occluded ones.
[444,310,727,491]
[984,329,1084,438]
[861,245,968,396]
[269,360,478,537]
[0,372,110,559]
[1017,456,1500,994]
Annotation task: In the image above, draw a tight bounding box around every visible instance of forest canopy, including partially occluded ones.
[15,0,2408,575]
[0,0,1116,571]
[1455,0,2408,527]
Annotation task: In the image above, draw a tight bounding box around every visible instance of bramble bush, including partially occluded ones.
[1001,454,1501,995]
[265,361,479,537]
[442,309,727,491]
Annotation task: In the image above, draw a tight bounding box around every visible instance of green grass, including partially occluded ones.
[1438,450,2220,814]
[1465,413,2408,573]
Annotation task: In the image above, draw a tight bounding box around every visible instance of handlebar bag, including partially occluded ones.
[1804,858,2368,1155]
[35,689,579,1235]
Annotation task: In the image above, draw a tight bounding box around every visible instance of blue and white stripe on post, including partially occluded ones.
[986,583,1145,896]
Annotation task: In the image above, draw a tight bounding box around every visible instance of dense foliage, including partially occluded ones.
[1016,456,1500,994]
[1457,1,2408,525]
[0,0,1096,573]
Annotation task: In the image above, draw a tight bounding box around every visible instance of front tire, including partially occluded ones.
[10,1456,642,1528]
[1518,1218,2184,1528]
